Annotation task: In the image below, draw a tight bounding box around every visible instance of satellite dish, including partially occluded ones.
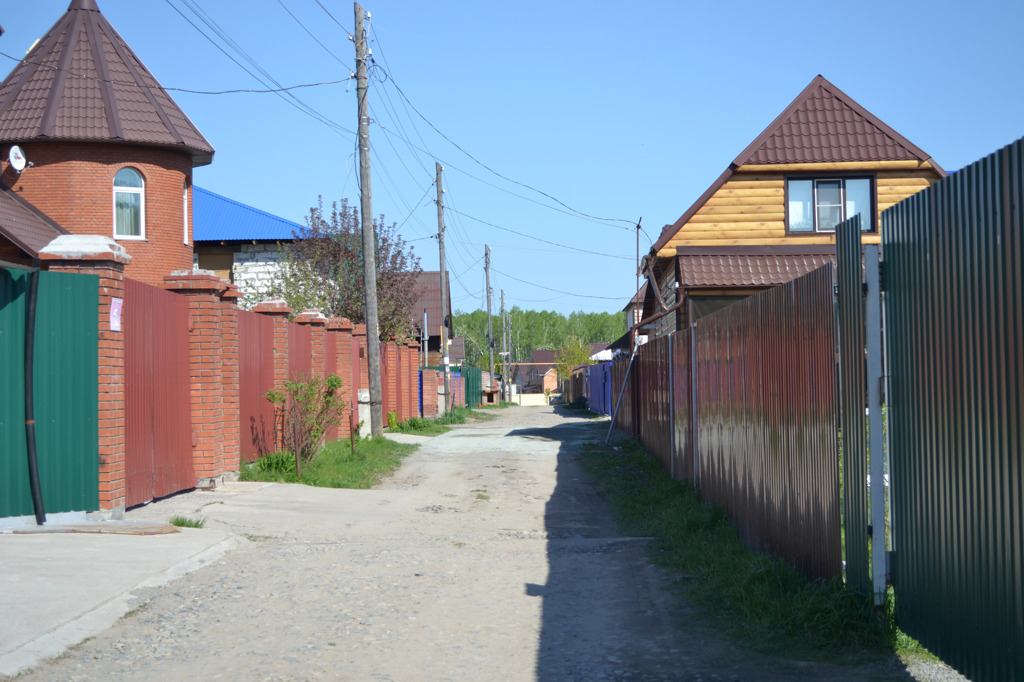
[8,145,27,173]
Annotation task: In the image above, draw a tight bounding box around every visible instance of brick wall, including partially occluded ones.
[4,142,193,284]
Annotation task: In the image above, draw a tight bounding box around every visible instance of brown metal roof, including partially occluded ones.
[0,183,68,257]
[409,271,453,337]
[677,247,834,287]
[651,75,945,255]
[733,75,942,167]
[0,0,214,166]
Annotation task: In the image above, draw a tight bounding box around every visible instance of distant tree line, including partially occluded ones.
[452,308,625,370]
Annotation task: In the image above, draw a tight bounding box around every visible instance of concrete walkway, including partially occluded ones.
[0,503,246,677]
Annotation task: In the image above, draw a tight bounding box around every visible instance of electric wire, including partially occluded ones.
[444,206,633,261]
[166,0,354,136]
[274,0,352,70]
[370,62,635,229]
[491,266,626,300]
[0,52,352,93]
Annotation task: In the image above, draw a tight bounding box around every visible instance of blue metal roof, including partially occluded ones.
[193,186,303,241]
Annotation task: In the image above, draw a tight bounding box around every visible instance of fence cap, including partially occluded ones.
[38,235,130,264]
[252,298,292,316]
[326,317,354,331]
[294,310,328,325]
[163,271,229,294]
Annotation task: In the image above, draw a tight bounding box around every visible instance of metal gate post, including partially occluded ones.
[865,245,887,605]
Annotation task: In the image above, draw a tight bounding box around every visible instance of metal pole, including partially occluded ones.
[501,289,508,402]
[354,2,383,438]
[422,308,427,368]
[485,245,494,393]
[436,162,451,412]
[865,244,887,606]
[606,335,641,445]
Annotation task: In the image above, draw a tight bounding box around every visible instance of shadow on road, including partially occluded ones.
[506,415,679,681]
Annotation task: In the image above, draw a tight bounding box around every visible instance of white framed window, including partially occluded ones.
[786,177,873,233]
[183,180,189,245]
[113,167,145,239]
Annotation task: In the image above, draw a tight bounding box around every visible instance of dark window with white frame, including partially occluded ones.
[113,167,145,239]
[787,177,873,232]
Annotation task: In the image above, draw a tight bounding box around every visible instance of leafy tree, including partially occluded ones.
[453,307,626,371]
[272,197,421,340]
[554,334,593,382]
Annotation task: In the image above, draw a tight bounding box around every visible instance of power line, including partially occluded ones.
[369,62,635,229]
[492,266,627,301]
[274,0,352,70]
[444,206,633,261]
[0,51,353,93]
[166,0,355,136]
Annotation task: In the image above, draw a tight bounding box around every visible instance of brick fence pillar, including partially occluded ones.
[39,236,130,514]
[351,323,370,437]
[326,317,354,439]
[253,299,292,449]
[219,284,241,474]
[294,310,328,378]
[163,271,229,487]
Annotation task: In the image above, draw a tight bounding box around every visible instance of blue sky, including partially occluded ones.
[3,1,1022,316]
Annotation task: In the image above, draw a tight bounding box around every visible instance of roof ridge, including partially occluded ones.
[731,75,944,170]
[194,186,304,229]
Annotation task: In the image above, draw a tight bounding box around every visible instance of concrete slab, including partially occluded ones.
[0,520,238,677]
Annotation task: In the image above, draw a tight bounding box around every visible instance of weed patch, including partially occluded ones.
[580,435,897,662]
[168,515,205,529]
[241,436,416,489]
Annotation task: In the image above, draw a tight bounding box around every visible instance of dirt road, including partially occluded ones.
[15,406,948,681]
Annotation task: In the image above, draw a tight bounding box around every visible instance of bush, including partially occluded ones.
[265,373,345,477]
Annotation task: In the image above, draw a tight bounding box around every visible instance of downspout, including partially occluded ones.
[24,268,46,525]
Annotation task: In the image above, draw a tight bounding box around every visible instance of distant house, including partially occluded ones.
[518,343,609,393]
[407,271,465,366]
[192,186,302,305]
[643,75,946,335]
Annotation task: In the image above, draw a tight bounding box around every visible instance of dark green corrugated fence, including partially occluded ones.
[461,365,483,407]
[883,138,1023,681]
[1,268,99,518]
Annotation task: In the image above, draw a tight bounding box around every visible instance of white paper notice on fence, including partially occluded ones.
[110,297,123,331]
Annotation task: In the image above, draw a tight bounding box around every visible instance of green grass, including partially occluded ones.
[580,434,898,662]
[168,515,206,528]
[476,401,517,410]
[240,437,417,489]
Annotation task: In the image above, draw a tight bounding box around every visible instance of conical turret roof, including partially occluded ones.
[0,0,214,166]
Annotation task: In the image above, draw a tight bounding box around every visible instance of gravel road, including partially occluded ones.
[13,406,964,681]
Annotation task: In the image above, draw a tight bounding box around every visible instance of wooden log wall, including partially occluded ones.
[656,163,943,255]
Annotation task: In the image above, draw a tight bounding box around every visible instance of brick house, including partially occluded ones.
[0,0,214,280]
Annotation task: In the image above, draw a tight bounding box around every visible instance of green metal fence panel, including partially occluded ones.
[883,138,1023,681]
[835,215,871,599]
[461,365,483,407]
[1,268,99,518]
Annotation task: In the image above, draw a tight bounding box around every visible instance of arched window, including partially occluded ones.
[113,167,145,238]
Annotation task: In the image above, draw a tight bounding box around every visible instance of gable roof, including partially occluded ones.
[0,183,67,257]
[652,75,946,254]
[193,186,303,241]
[0,0,214,166]
[409,270,453,337]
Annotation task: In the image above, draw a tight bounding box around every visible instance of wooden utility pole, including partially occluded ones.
[501,289,509,401]
[354,3,383,438]
[485,245,495,391]
[436,162,451,411]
